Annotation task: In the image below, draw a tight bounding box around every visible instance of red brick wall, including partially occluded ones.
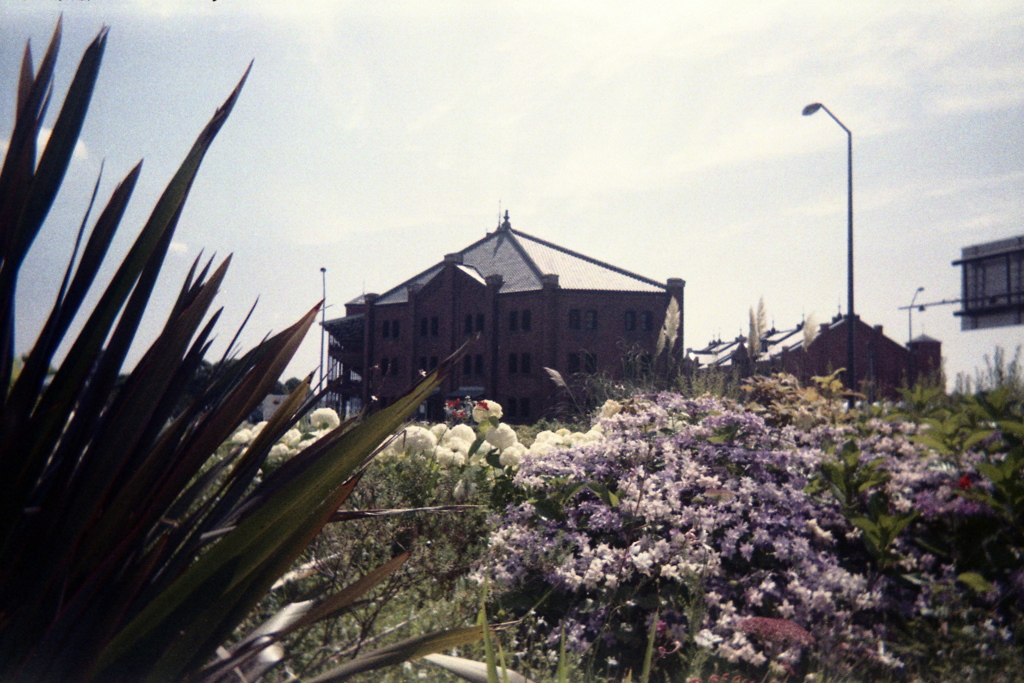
[356,261,680,421]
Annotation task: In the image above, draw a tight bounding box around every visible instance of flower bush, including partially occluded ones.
[240,380,1023,680]
[472,386,1023,680]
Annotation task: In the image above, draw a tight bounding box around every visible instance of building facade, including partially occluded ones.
[323,213,684,421]
[692,314,942,400]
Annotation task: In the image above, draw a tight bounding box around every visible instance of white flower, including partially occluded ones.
[599,399,622,418]
[472,400,503,423]
[694,629,723,649]
[499,443,527,468]
[453,479,467,501]
[444,423,476,444]
[430,423,449,439]
[231,428,254,445]
[280,428,302,447]
[268,443,292,460]
[485,423,518,451]
[397,425,438,457]
[434,446,459,468]
[309,407,341,430]
[806,518,834,544]
[446,436,473,457]
[533,430,561,445]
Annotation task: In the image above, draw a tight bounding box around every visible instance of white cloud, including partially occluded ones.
[0,129,89,165]
[37,128,89,161]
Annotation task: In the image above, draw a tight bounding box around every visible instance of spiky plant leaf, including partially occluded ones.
[303,626,486,683]
[421,654,536,683]
[1,24,479,683]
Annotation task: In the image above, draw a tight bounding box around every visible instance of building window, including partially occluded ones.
[522,310,532,331]
[584,309,598,330]
[509,310,519,332]
[420,356,428,372]
[382,320,391,338]
[640,310,653,331]
[420,317,428,336]
[521,352,532,374]
[431,316,439,336]
[464,314,473,335]
[475,313,485,332]
[624,310,636,331]
[569,309,581,330]
[584,352,597,374]
[568,353,580,373]
[463,355,472,374]
[519,397,530,419]
[475,354,484,375]
[430,356,438,369]
[508,353,519,374]
[392,320,399,338]
[506,398,518,418]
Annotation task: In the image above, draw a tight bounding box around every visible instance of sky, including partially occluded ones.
[3,0,1023,390]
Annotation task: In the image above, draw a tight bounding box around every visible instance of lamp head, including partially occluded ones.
[802,103,822,116]
[320,267,327,273]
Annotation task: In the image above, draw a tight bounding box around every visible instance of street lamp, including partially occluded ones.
[908,286,924,343]
[319,267,327,394]
[803,102,855,389]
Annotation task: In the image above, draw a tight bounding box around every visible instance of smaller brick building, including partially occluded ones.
[692,314,942,399]
[324,213,684,421]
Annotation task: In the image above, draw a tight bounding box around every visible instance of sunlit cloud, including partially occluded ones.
[0,128,89,165]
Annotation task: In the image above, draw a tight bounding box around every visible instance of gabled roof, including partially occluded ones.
[354,215,668,307]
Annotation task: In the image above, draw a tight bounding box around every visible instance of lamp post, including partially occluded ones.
[319,267,327,394]
[803,102,855,389]
[908,286,924,343]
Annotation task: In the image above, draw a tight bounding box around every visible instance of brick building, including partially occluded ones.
[692,314,942,400]
[323,212,684,421]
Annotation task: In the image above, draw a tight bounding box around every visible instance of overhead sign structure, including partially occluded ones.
[954,235,1024,330]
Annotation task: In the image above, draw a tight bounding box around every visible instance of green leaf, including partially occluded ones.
[586,481,620,507]
[958,571,995,594]
[98,352,455,679]
[640,606,659,683]
[533,497,564,522]
[304,626,485,682]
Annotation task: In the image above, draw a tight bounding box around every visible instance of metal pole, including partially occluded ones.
[846,124,854,391]
[908,287,924,343]
[803,102,855,389]
[320,267,327,393]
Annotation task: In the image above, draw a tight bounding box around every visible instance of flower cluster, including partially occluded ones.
[228,406,342,465]
[376,400,607,473]
[474,392,1012,677]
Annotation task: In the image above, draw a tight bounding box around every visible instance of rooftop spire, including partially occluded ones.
[499,209,511,231]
